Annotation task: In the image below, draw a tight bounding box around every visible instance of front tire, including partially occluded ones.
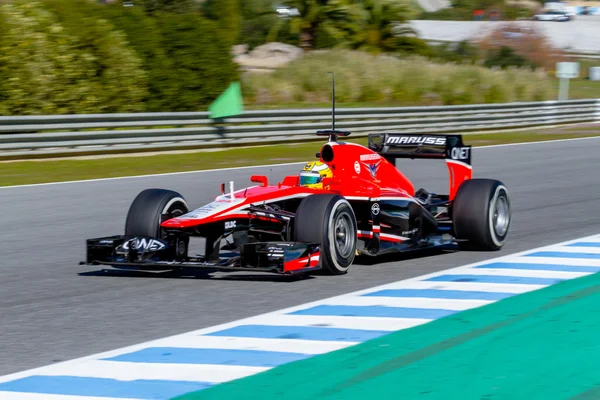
[294,194,357,275]
[125,189,189,238]
[452,179,511,251]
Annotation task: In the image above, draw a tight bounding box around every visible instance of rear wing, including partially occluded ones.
[368,133,472,200]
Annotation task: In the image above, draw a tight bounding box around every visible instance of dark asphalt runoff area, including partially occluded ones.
[1,136,600,375]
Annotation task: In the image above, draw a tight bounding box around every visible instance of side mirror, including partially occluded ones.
[250,175,269,187]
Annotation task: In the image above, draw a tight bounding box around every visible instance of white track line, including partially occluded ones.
[382,280,550,293]
[499,256,600,267]
[0,394,140,400]
[145,335,357,354]
[317,295,493,310]
[38,360,267,384]
[2,135,599,190]
[245,314,432,332]
[442,267,591,279]
[541,246,600,254]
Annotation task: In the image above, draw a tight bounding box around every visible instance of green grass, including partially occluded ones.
[2,126,599,187]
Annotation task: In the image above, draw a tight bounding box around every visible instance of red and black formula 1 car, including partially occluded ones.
[82,129,511,277]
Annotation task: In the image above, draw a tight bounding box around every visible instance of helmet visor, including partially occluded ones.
[300,171,322,186]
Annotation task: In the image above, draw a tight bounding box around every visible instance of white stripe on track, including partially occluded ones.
[541,246,600,254]
[146,335,358,354]
[37,360,268,384]
[0,394,140,400]
[319,295,493,310]
[247,314,431,332]
[382,280,550,293]
[501,256,600,267]
[449,267,592,279]
[564,237,600,243]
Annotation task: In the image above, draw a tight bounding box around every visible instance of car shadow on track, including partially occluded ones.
[354,246,457,266]
[78,245,461,283]
[78,268,316,283]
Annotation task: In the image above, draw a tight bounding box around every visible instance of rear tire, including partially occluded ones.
[125,189,189,238]
[452,179,511,251]
[294,194,357,275]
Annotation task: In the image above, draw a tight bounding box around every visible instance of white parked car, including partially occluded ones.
[533,10,572,21]
[274,5,300,18]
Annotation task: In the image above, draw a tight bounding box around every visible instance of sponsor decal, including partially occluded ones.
[361,160,381,179]
[354,161,361,174]
[98,239,113,244]
[123,238,166,252]
[225,220,237,229]
[360,153,381,161]
[371,203,380,216]
[402,228,419,236]
[386,136,446,146]
[450,146,470,161]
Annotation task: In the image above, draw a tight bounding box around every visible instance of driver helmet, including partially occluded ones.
[299,161,332,189]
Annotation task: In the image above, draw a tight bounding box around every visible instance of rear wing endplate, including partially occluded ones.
[368,133,472,200]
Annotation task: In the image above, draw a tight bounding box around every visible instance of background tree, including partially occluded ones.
[239,0,300,49]
[157,13,239,111]
[348,0,418,53]
[0,0,148,115]
[202,0,241,47]
[282,0,363,51]
[129,0,201,14]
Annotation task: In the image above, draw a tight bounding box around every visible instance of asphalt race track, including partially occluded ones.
[1,137,600,376]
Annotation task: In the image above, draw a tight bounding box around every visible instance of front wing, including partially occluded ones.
[81,235,322,275]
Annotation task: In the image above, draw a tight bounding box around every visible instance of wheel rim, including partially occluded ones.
[334,212,354,259]
[492,193,510,237]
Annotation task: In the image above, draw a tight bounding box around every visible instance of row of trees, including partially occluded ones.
[0,0,561,115]
[0,0,238,114]
[127,0,422,52]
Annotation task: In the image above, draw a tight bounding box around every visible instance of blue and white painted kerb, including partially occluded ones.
[3,234,600,399]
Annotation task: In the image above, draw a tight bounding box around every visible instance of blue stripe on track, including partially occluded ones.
[205,324,390,342]
[102,347,309,367]
[525,251,600,260]
[425,274,564,285]
[566,242,600,248]
[474,262,600,273]
[0,375,212,399]
[361,288,515,301]
[287,305,456,319]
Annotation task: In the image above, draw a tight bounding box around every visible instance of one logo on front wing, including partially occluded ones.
[123,238,166,252]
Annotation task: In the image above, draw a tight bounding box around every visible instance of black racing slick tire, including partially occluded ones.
[294,194,357,275]
[452,179,511,251]
[125,189,189,238]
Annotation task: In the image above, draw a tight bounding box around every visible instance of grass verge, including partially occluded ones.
[2,125,599,188]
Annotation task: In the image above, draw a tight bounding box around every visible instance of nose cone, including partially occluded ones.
[161,217,197,229]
